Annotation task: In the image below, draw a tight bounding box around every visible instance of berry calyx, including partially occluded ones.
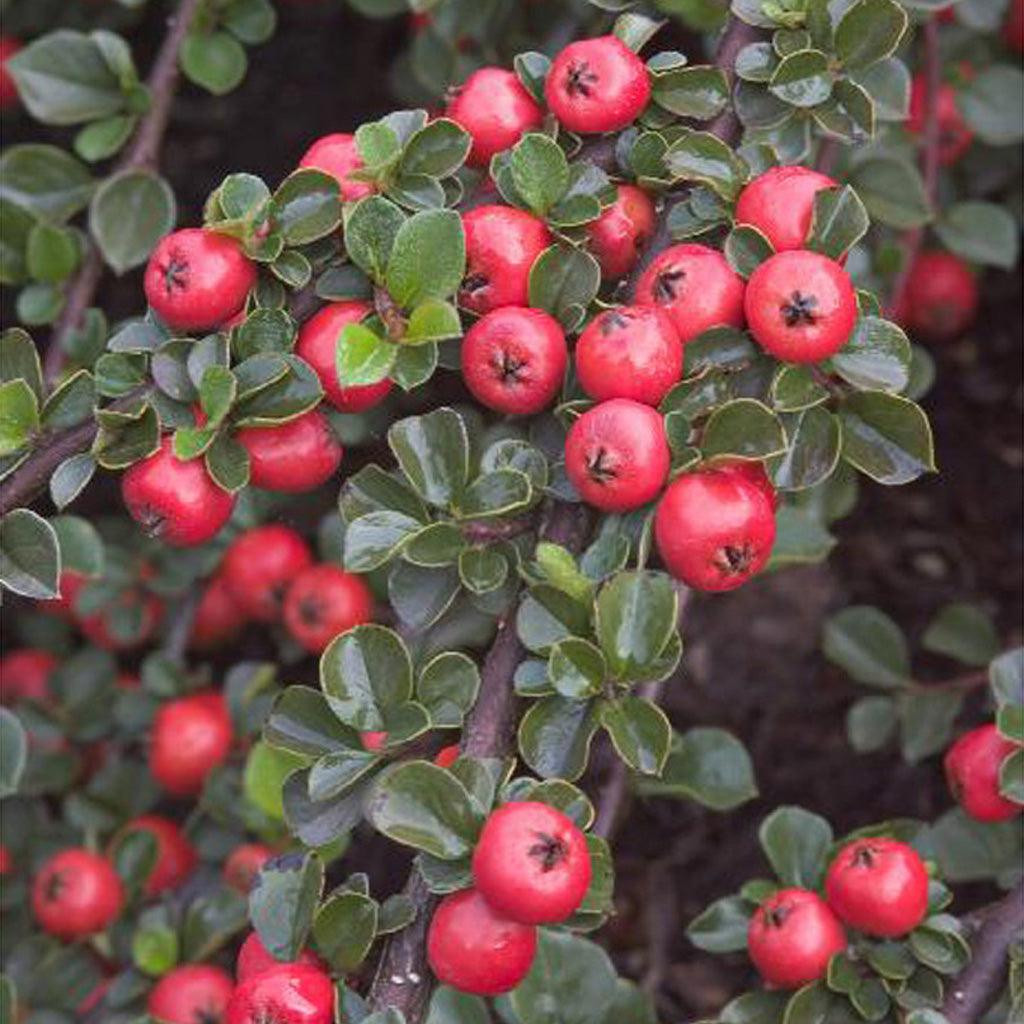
[734,166,838,253]
[300,132,374,201]
[31,848,124,939]
[0,648,56,704]
[147,964,234,1024]
[586,184,656,281]
[237,409,343,493]
[227,963,334,1024]
[283,564,375,653]
[150,691,233,797]
[944,723,1023,823]
[895,250,978,343]
[225,843,274,894]
[117,815,197,896]
[236,931,326,982]
[190,573,248,651]
[908,76,973,165]
[222,525,314,622]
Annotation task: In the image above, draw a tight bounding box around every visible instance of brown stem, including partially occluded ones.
[909,668,990,694]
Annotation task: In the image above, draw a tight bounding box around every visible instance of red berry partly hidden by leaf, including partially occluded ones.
[427,887,537,996]
[79,589,165,652]
[745,250,857,363]
[0,36,23,110]
[144,228,256,332]
[908,76,973,165]
[0,648,56,704]
[434,744,460,768]
[31,848,124,939]
[225,843,274,894]
[545,35,651,134]
[361,730,388,752]
[654,466,777,592]
[461,306,568,415]
[575,304,682,407]
[283,564,375,653]
[0,845,12,874]
[586,183,656,280]
[237,409,343,493]
[460,205,551,314]
[150,691,233,797]
[117,815,197,896]
[447,67,543,167]
[37,568,86,620]
[227,963,334,1024]
[299,132,374,201]
[147,964,234,1024]
[473,801,591,924]
[190,573,248,651]
[825,838,929,937]
[635,242,745,343]
[896,250,978,343]
[565,399,670,512]
[222,525,314,622]
[944,723,1022,823]
[122,437,235,547]
[236,931,326,982]
[734,166,838,253]
[747,887,847,989]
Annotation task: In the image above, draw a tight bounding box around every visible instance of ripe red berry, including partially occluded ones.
[38,568,86,620]
[227,963,334,1024]
[299,132,374,202]
[434,744,460,769]
[31,848,124,939]
[283,564,374,653]
[361,730,388,752]
[144,228,256,333]
[896,250,978,343]
[713,458,780,510]
[118,815,197,896]
[635,243,745,343]
[122,437,235,547]
[237,409,343,493]
[296,301,393,413]
[575,305,682,406]
[825,838,929,937]
[545,35,651,134]
[225,843,274,894]
[461,306,567,415]
[150,691,233,797]
[460,205,551,315]
[190,573,248,651]
[1007,0,1024,52]
[79,589,164,652]
[0,845,13,874]
[745,250,857,363]
[222,525,313,622]
[564,399,670,512]
[0,36,22,110]
[908,77,973,165]
[236,932,326,982]
[944,724,1022,823]
[427,888,537,996]
[654,466,777,592]
[147,964,234,1024]
[447,67,543,167]
[587,184,656,281]
[473,801,591,924]
[734,166,838,253]
[0,648,56,704]
[747,888,847,989]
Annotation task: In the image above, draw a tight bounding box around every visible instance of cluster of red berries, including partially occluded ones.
[945,722,1023,822]
[428,801,591,995]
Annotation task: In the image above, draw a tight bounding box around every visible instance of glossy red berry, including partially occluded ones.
[79,589,164,651]
[237,409,343,493]
[0,648,56,704]
[447,68,543,167]
[944,724,1022,823]
[227,963,334,1024]
[38,568,86,620]
[283,564,375,653]
[434,744,460,769]
[655,466,777,592]
[545,35,651,134]
[565,399,670,512]
[150,691,233,797]
[575,305,682,406]
[122,437,235,546]
[896,250,978,343]
[296,301,393,413]
[118,815,197,896]
[190,573,248,651]
[0,845,13,874]
[32,848,124,939]
[0,36,22,110]
[361,730,388,752]
[236,932,326,982]
[144,228,256,333]
[825,838,929,937]
[745,250,857,363]
[587,184,656,281]
[460,205,551,315]
[748,888,847,989]
[635,243,745,343]
[148,964,234,1024]
[299,132,374,201]
[473,801,591,925]
[427,888,537,996]
[908,77,973,165]
[734,166,838,253]
[225,843,274,894]
[222,525,313,622]
[461,306,567,415]
[713,458,780,510]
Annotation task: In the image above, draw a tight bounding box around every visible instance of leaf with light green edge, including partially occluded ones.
[271,250,311,290]
[458,547,508,595]
[50,453,97,510]
[686,895,752,953]
[417,651,480,728]
[724,224,773,279]
[830,316,910,393]
[958,65,1024,146]
[999,748,1024,804]
[850,56,909,122]
[218,172,271,221]
[272,169,342,246]
[921,603,999,668]
[898,690,963,764]
[401,118,471,178]
[851,157,931,230]
[404,300,462,345]
[89,170,175,274]
[386,208,465,309]
[391,340,438,392]
[833,78,875,138]
[0,145,94,226]
[518,696,602,781]
[600,697,672,776]
[613,10,664,50]
[312,890,378,974]
[403,522,465,567]
[535,542,595,605]
[735,41,778,83]
[389,564,460,633]
[839,391,935,485]
[528,243,601,332]
[26,222,78,284]
[548,638,606,700]
[807,185,869,260]
[652,65,729,118]
[173,426,217,461]
[835,0,907,71]
[508,133,569,218]
[996,703,1024,745]
[204,432,249,493]
[264,685,363,758]
[935,200,1019,271]
[199,365,236,426]
[249,851,324,961]
[181,30,247,96]
[388,407,469,509]
[517,585,591,655]
[41,370,95,432]
[343,195,406,282]
[458,468,532,520]
[92,402,160,469]
[50,515,103,577]
[343,510,423,572]
[0,708,27,797]
[548,161,612,228]
[927,806,1023,883]
[664,131,749,201]
[990,648,1024,707]
[355,122,402,173]
[232,354,323,425]
[822,605,911,688]
[771,365,829,412]
[702,399,787,460]
[426,987,490,1024]
[0,379,39,456]
[337,323,396,387]
[0,328,43,402]
[759,806,833,888]
[594,571,678,681]
[846,695,897,752]
[768,49,832,107]
[0,508,60,599]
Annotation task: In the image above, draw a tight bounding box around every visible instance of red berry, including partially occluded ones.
[825,838,929,937]
[144,228,256,333]
[227,963,334,1024]
[427,888,537,996]
[0,845,13,874]
[0,36,22,110]
[222,525,313,622]
[587,184,656,281]
[236,931,326,982]
[655,466,777,591]
[461,306,567,415]
[635,243,745,343]
[472,801,591,924]
[712,458,779,510]
[150,691,233,797]
[225,844,274,894]
[190,573,248,651]
[296,301,393,413]
[117,815,197,896]
[734,166,838,253]
[283,564,375,653]
[122,437,235,547]
[434,744,459,768]
[299,132,374,202]
[575,305,682,406]
[361,730,388,752]
[447,67,543,168]
[565,399,669,512]
[1007,0,1024,52]
[0,648,56,704]
[896,250,978,343]
[545,35,651,134]
[460,205,551,315]
[908,77,973,165]
[745,250,857,363]
[31,848,124,939]
[748,888,847,989]
[237,409,343,493]
[79,590,164,652]
[945,724,1022,823]
[148,964,234,1024]
[37,568,86,620]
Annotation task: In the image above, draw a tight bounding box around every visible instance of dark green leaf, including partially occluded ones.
[181,30,247,96]
[822,605,910,688]
[839,391,935,485]
[759,805,833,887]
[595,571,678,680]
[834,0,907,71]
[89,170,175,274]
[249,851,324,960]
[922,603,999,667]
[386,208,465,308]
[0,508,60,599]
[518,696,601,781]
[830,316,910,393]
[686,895,752,953]
[321,625,413,730]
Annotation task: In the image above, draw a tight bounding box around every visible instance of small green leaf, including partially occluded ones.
[527,243,601,332]
[404,299,462,345]
[594,571,678,681]
[181,30,247,96]
[822,605,911,688]
[26,222,78,283]
[89,169,175,274]
[686,895,752,953]
[249,851,324,961]
[958,64,1024,146]
[0,379,39,456]
[935,201,1019,270]
[664,131,748,201]
[652,65,729,119]
[0,708,28,796]
[549,638,606,699]
[518,696,601,782]
[600,696,672,775]
[834,0,908,71]
[830,316,911,393]
[807,185,870,259]
[839,391,936,485]
[344,195,406,282]
[922,603,999,667]
[272,169,342,246]
[846,695,897,752]
[769,49,832,107]
[386,208,465,308]
[899,690,963,763]
[313,890,378,973]
[0,144,94,223]
[759,806,833,888]
[401,118,471,178]
[509,133,570,217]
[852,157,931,229]
[0,508,60,599]
[724,224,774,277]
[388,407,469,509]
[337,323,396,387]
[703,399,787,460]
